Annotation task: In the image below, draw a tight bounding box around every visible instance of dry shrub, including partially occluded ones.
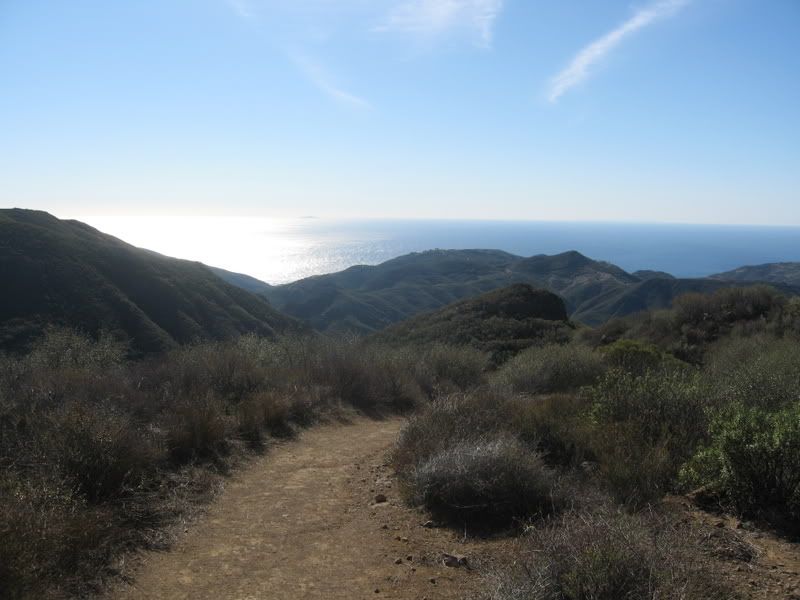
[411,435,559,524]
[45,401,161,503]
[486,507,735,600]
[237,390,293,444]
[508,394,594,467]
[0,471,123,599]
[166,394,231,464]
[392,389,513,477]
[393,389,562,525]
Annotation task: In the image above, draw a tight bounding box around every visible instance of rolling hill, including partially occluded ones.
[0,209,302,354]
[371,284,573,360]
[710,262,800,287]
[258,249,639,332]
[245,249,800,333]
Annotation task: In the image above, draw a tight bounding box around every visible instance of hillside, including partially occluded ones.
[372,284,572,360]
[711,262,800,286]
[210,266,273,295]
[0,209,301,354]
[570,277,740,324]
[261,249,641,332]
[258,248,796,332]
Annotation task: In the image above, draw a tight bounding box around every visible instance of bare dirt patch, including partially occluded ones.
[110,417,509,600]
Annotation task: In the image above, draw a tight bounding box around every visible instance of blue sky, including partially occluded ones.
[1,0,798,224]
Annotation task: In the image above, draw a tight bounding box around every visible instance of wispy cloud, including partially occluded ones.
[548,0,690,103]
[377,0,504,47]
[226,0,255,20]
[290,53,372,110]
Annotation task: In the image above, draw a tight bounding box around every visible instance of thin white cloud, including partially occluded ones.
[290,54,372,110]
[226,0,256,20]
[548,0,690,103]
[377,0,504,47]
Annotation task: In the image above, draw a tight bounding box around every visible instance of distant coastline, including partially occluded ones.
[81,216,800,285]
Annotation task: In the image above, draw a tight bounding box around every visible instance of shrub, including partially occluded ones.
[681,402,800,521]
[588,369,707,506]
[674,286,783,329]
[493,344,605,395]
[590,426,678,508]
[392,389,513,478]
[704,336,800,411]
[26,326,127,371]
[414,344,488,397]
[590,369,705,446]
[410,435,558,523]
[599,339,686,376]
[236,391,293,445]
[166,395,230,464]
[0,330,433,597]
[46,401,160,503]
[507,394,594,467]
[486,508,732,600]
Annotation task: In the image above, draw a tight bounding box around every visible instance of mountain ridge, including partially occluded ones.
[233,249,800,333]
[0,209,302,354]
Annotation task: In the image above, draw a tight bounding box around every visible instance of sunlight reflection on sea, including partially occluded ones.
[80,216,800,285]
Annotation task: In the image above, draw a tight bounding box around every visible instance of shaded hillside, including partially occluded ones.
[633,270,676,280]
[261,249,637,333]
[255,248,800,332]
[572,278,737,324]
[711,262,800,287]
[372,284,572,360]
[0,209,301,354]
[210,266,273,295]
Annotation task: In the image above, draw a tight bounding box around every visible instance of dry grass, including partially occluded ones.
[0,328,442,598]
[485,507,737,600]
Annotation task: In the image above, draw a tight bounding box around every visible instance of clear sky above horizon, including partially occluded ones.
[1,0,798,225]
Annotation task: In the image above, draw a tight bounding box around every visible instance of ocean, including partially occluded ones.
[84,217,800,285]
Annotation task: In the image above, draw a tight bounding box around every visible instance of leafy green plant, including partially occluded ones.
[681,402,800,520]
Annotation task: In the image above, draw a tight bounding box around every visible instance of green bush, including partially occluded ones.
[681,402,800,520]
[704,336,800,411]
[599,339,686,376]
[493,344,605,395]
[590,369,705,445]
[413,344,488,397]
[588,369,707,506]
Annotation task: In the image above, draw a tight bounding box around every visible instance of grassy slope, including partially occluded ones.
[0,209,301,354]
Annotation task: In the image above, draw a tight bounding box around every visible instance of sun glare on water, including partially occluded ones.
[79,216,320,284]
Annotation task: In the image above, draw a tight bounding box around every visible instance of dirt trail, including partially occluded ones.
[113,417,501,600]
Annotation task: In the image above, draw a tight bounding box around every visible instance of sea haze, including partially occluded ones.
[83,217,800,285]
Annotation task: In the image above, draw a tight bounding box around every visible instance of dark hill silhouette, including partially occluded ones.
[371,284,572,360]
[0,209,302,354]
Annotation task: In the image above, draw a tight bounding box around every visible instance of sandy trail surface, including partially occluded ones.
[113,417,500,600]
